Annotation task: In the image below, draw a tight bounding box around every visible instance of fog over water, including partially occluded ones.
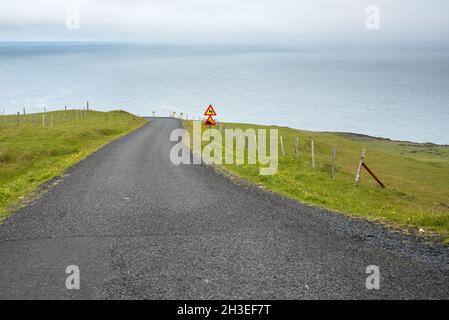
[1,43,448,144]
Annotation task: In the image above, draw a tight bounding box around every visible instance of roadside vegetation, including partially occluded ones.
[0,110,146,220]
[183,120,449,242]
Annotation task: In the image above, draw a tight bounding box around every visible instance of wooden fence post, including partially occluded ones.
[280,136,285,156]
[362,162,385,188]
[311,139,315,171]
[294,138,299,160]
[355,149,366,186]
[16,112,20,126]
[330,146,336,178]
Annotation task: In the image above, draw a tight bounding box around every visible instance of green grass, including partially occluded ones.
[0,110,146,220]
[184,120,449,242]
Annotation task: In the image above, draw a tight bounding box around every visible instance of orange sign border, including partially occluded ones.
[204,105,217,116]
[204,115,217,126]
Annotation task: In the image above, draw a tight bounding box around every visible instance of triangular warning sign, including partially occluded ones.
[204,115,217,126]
[204,105,217,116]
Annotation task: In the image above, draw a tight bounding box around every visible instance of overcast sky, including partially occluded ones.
[1,0,449,46]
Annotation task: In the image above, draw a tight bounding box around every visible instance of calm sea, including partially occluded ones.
[0,43,448,144]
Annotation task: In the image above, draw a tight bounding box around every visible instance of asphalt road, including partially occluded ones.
[0,118,448,299]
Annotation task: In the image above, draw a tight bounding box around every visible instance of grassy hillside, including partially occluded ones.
[183,120,449,242]
[0,110,146,220]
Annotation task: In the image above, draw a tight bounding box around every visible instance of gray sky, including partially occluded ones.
[1,0,449,46]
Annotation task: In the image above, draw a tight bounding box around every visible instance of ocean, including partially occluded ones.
[0,43,448,144]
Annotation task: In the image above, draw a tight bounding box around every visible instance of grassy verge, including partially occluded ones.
[0,110,146,220]
[183,120,449,242]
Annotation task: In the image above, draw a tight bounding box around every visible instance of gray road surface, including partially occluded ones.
[0,118,448,299]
